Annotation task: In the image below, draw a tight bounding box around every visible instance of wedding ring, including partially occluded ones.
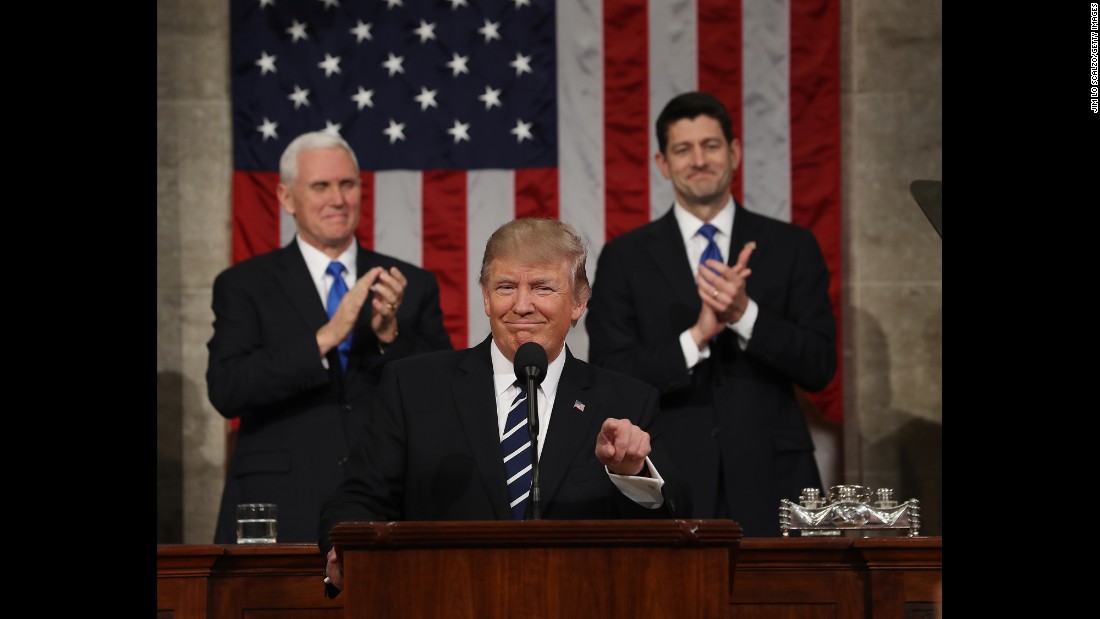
[712,289,719,298]
[388,303,396,311]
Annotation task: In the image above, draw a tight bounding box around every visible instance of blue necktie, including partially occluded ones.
[698,223,724,274]
[500,381,533,520]
[325,261,352,372]
[698,224,723,344]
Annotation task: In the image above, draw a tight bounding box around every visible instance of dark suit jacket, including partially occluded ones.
[207,240,453,543]
[585,204,836,536]
[317,336,690,554]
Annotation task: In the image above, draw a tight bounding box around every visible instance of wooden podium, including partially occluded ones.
[328,519,742,619]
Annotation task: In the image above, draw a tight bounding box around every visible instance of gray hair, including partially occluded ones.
[278,131,360,186]
[479,218,591,305]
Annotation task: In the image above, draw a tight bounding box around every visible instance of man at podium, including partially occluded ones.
[318,218,692,594]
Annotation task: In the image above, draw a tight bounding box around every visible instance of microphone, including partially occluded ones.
[513,342,548,519]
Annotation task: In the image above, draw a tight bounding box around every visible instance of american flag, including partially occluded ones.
[230,0,843,423]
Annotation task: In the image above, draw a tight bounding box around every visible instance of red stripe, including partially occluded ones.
[231,171,281,263]
[354,172,375,251]
[697,0,744,204]
[790,0,843,423]
[422,170,468,350]
[602,0,649,242]
[515,167,559,220]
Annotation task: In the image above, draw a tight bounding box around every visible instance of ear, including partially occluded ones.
[728,138,742,172]
[276,183,296,216]
[482,285,491,318]
[570,298,587,326]
[654,151,672,180]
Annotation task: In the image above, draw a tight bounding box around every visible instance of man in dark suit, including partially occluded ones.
[318,218,690,593]
[585,92,837,537]
[207,131,453,544]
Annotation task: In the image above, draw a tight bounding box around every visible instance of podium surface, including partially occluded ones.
[329,519,742,619]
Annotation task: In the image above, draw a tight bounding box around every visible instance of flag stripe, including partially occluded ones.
[423,170,468,350]
[603,0,650,242]
[789,0,843,420]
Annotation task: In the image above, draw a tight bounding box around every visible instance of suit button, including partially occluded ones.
[343,404,352,413]
[337,456,348,467]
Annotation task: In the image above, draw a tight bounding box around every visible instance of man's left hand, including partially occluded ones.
[369,266,406,344]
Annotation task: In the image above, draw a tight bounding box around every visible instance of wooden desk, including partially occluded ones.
[158,534,941,618]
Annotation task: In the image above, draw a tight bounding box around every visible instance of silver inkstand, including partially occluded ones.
[779,485,921,538]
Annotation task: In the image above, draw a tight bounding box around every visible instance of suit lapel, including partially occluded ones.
[453,337,513,519]
[534,350,602,509]
[648,208,702,304]
[276,243,330,333]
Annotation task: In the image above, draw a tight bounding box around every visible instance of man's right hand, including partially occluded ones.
[316,266,384,356]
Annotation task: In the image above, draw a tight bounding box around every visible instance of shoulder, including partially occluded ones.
[599,217,668,255]
[212,245,294,286]
[737,208,821,251]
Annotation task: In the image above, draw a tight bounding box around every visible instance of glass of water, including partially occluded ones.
[236,503,278,543]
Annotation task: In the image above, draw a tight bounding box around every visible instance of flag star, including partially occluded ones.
[447,0,468,9]
[384,0,403,8]
[413,20,436,44]
[383,119,406,144]
[511,119,534,143]
[382,53,405,77]
[286,20,308,43]
[255,51,277,75]
[447,119,471,143]
[318,53,342,77]
[318,0,339,9]
[350,20,372,43]
[257,117,278,140]
[288,85,310,109]
[323,120,342,136]
[351,87,374,110]
[513,0,531,7]
[478,19,501,43]
[510,52,532,76]
[259,0,274,7]
[414,87,439,111]
[478,85,502,110]
[446,52,469,77]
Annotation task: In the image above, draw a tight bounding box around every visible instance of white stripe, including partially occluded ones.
[558,0,604,362]
[374,170,424,266]
[504,445,531,465]
[502,419,527,442]
[509,489,531,508]
[466,170,513,348]
[648,0,697,220]
[741,0,792,222]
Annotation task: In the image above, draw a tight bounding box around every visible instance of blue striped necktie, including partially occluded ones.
[325,261,352,372]
[500,380,533,520]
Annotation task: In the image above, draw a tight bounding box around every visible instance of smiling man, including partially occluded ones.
[206,131,453,545]
[585,92,837,537]
[317,218,691,596]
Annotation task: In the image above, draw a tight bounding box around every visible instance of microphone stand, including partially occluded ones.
[525,374,542,520]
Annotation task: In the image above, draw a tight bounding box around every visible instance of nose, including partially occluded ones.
[691,146,707,168]
[512,287,534,314]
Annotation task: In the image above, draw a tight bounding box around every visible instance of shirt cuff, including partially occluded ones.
[680,329,710,369]
[607,457,666,509]
[727,298,758,350]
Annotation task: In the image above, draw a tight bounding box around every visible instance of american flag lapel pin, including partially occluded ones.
[573,400,585,412]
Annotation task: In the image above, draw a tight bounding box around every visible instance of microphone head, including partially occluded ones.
[513,342,548,386]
